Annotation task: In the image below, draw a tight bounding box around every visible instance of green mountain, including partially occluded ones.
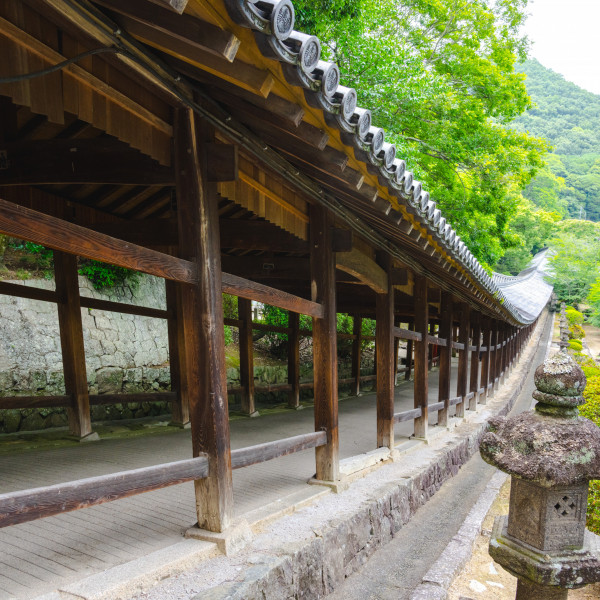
[512,59,600,221]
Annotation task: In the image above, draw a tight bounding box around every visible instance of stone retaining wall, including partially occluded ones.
[0,275,169,433]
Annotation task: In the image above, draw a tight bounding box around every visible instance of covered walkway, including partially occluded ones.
[0,363,460,600]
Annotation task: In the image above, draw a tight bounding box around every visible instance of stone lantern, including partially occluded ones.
[480,351,600,599]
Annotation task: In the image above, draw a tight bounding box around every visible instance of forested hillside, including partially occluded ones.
[512,59,600,220]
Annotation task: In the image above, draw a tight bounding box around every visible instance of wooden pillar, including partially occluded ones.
[238,297,256,416]
[456,303,470,418]
[310,204,339,482]
[428,322,434,370]
[54,251,95,440]
[490,321,500,393]
[437,291,453,428]
[405,321,413,381]
[166,279,190,427]
[287,311,301,408]
[413,276,429,439]
[174,107,233,532]
[500,322,507,384]
[376,254,394,449]
[351,315,363,396]
[469,312,481,411]
[481,319,492,405]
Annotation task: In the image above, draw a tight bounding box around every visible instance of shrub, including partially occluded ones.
[580,358,600,380]
[568,339,583,352]
[582,375,600,534]
[565,306,584,325]
[569,323,585,340]
[78,260,139,291]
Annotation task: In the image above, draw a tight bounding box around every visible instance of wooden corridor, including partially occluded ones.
[0,0,543,575]
[0,361,468,600]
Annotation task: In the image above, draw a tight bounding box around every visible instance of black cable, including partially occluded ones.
[0,47,120,84]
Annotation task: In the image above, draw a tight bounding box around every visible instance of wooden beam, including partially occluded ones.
[376,253,394,450]
[0,200,196,283]
[413,276,429,439]
[238,297,256,416]
[94,0,240,61]
[54,251,94,440]
[310,204,339,482]
[287,311,301,409]
[222,272,323,318]
[174,107,233,533]
[0,280,56,303]
[166,278,190,427]
[455,303,470,418]
[0,456,209,528]
[0,139,175,185]
[336,247,388,294]
[231,432,326,470]
[437,291,453,428]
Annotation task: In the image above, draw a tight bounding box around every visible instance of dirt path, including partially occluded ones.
[583,324,600,359]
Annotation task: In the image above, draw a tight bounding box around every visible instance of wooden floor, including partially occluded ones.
[0,365,459,599]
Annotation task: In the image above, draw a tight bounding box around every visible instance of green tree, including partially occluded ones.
[296,0,547,267]
[547,220,600,304]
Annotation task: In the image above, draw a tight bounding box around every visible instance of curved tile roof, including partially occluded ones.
[492,250,554,322]
[223,0,549,324]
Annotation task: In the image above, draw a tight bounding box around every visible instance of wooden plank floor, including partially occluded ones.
[0,364,459,599]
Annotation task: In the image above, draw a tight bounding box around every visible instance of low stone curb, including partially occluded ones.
[409,471,508,600]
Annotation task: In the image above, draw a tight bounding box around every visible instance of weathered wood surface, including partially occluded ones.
[166,278,190,426]
[238,297,255,415]
[428,401,445,413]
[310,204,339,482]
[89,392,177,406]
[79,297,169,320]
[394,407,422,423]
[0,395,70,409]
[0,200,196,283]
[0,280,57,303]
[376,253,394,449]
[394,327,422,342]
[222,272,324,318]
[469,311,481,411]
[54,251,92,438]
[413,276,429,438]
[336,247,388,294]
[351,315,362,396]
[455,303,470,418]
[0,456,209,528]
[94,0,240,61]
[288,311,300,408]
[174,108,233,533]
[231,431,327,470]
[437,291,453,428]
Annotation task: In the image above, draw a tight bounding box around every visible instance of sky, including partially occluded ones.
[524,0,600,95]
